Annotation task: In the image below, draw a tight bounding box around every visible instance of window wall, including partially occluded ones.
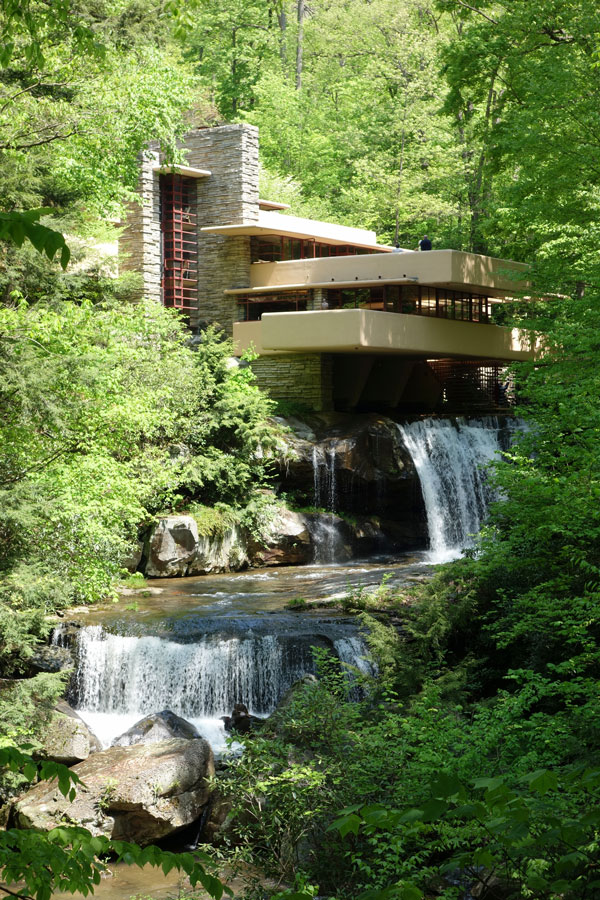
[323,285,491,322]
[250,235,372,263]
[237,284,492,324]
[238,292,309,321]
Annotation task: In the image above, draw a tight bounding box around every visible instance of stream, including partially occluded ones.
[61,554,429,753]
[60,416,516,754]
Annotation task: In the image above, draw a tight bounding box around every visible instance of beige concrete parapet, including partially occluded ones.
[233,309,538,362]
[246,249,528,297]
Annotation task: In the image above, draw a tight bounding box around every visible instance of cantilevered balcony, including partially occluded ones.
[231,250,535,363]
[238,249,528,297]
[233,309,536,361]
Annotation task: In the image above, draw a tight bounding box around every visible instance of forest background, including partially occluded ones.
[1,1,600,900]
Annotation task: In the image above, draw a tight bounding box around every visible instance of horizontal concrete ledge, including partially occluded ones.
[153,164,211,178]
[247,249,529,297]
[259,198,291,210]
[201,209,386,252]
[233,309,538,362]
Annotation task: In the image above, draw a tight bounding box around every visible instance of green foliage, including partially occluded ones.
[119,572,147,590]
[331,765,600,899]
[0,210,69,268]
[273,398,316,419]
[0,672,66,796]
[0,299,277,676]
[341,573,397,613]
[186,503,240,539]
[285,596,308,610]
[221,733,334,882]
[0,1,199,265]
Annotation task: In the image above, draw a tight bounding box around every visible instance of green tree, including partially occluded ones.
[0,0,198,262]
[0,297,275,676]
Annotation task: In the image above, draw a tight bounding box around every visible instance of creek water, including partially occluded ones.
[64,556,427,753]
[63,416,516,752]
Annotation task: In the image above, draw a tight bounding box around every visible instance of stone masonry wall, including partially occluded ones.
[251,354,334,412]
[184,125,259,333]
[118,125,259,331]
[119,148,161,302]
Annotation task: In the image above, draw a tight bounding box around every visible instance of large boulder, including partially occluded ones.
[144,516,199,576]
[188,524,248,575]
[14,738,215,846]
[40,700,102,765]
[144,517,248,577]
[112,710,200,747]
[247,508,313,566]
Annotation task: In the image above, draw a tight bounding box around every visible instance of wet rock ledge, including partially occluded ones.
[135,412,427,577]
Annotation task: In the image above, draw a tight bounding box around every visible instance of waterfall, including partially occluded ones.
[72,625,373,749]
[327,447,337,512]
[312,445,321,508]
[309,443,345,564]
[309,515,347,565]
[311,443,338,512]
[398,417,508,563]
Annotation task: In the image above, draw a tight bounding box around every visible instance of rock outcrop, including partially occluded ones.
[39,700,102,765]
[142,507,409,576]
[247,508,312,566]
[144,516,248,577]
[135,411,427,579]
[112,710,200,747]
[15,738,215,845]
[29,644,74,674]
[221,702,262,735]
[276,412,425,540]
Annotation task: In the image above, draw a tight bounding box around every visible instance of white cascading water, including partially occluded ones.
[73,625,374,750]
[310,444,345,564]
[335,637,376,677]
[398,417,508,563]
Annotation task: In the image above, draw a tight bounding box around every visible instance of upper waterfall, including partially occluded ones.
[398,417,512,563]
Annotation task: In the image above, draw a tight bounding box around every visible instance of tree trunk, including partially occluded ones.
[278,5,287,68]
[394,107,407,246]
[296,0,304,89]
[231,27,238,115]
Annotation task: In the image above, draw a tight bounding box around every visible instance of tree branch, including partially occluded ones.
[0,442,83,486]
[0,129,78,151]
[0,885,35,900]
[453,0,498,25]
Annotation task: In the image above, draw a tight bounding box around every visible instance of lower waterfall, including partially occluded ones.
[71,624,374,751]
[398,417,512,563]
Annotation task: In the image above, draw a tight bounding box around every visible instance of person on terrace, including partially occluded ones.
[418,235,432,251]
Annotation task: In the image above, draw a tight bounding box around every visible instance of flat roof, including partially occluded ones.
[153,164,211,178]
[258,199,291,210]
[201,209,390,252]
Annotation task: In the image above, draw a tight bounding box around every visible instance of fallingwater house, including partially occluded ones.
[121,123,535,413]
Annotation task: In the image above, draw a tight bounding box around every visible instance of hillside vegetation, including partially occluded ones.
[0,2,599,899]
